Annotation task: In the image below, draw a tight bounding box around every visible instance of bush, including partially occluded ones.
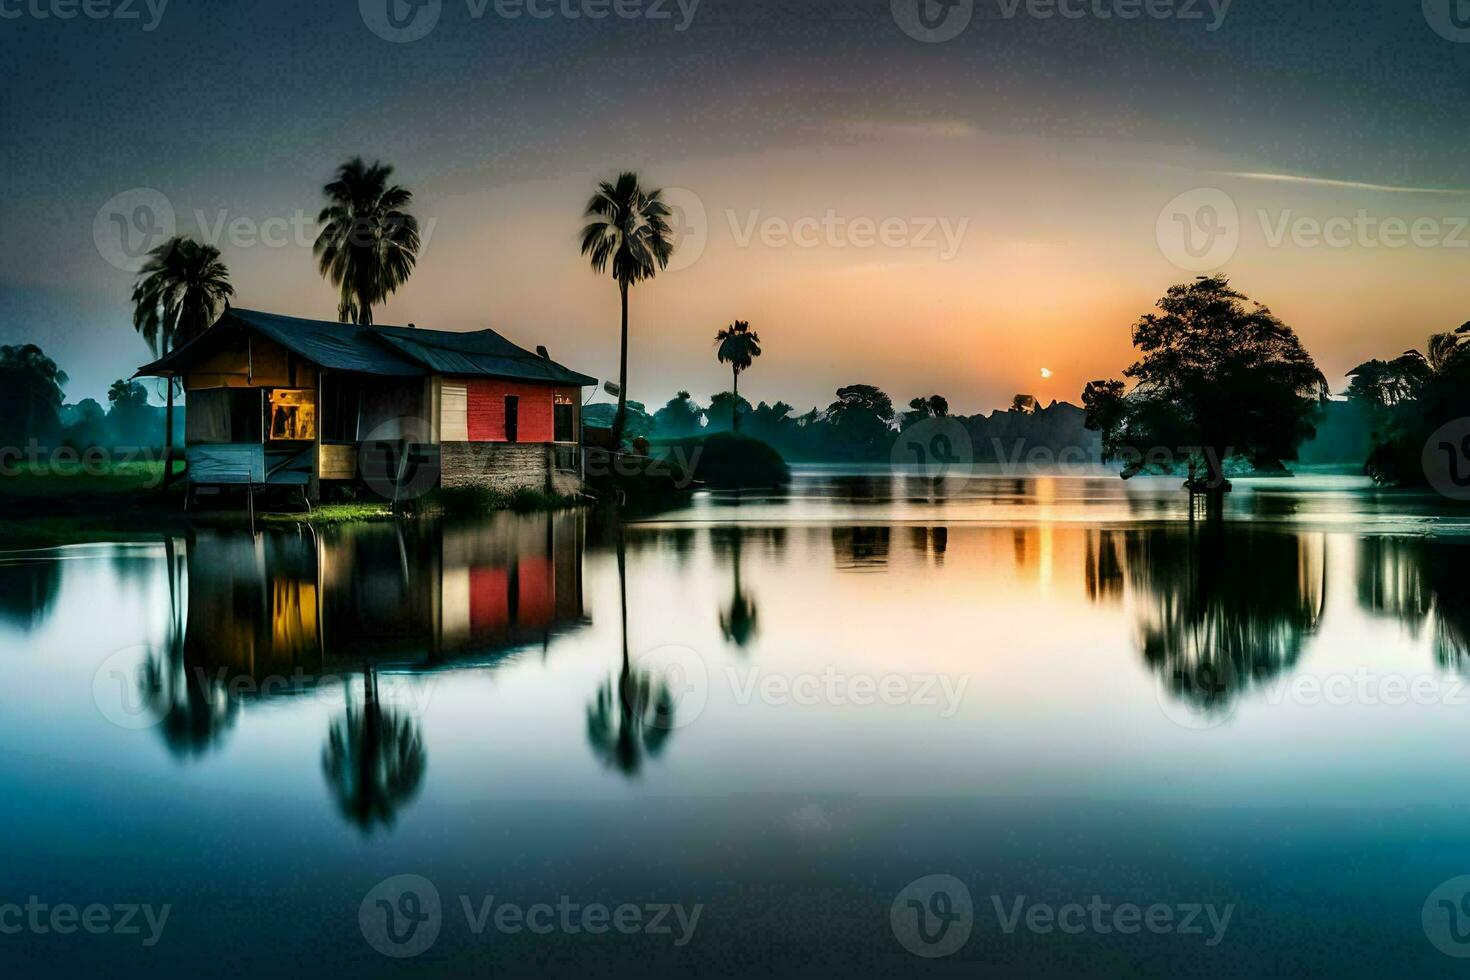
[666,432,790,489]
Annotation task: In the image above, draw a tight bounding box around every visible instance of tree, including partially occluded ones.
[107,379,154,446]
[131,236,233,481]
[0,344,67,448]
[314,157,421,325]
[652,391,705,438]
[61,398,107,450]
[1347,323,1470,486]
[580,172,674,446]
[902,394,949,428]
[706,391,754,434]
[821,384,898,459]
[1010,394,1038,414]
[1083,276,1328,496]
[714,320,762,432]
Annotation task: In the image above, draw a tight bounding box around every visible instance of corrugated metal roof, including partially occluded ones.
[137,308,597,385]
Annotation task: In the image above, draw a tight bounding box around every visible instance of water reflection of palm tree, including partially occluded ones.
[1121,525,1325,714]
[586,528,675,776]
[322,665,427,832]
[142,537,238,758]
[713,529,759,650]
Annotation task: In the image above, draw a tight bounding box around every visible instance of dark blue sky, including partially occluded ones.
[5,0,1470,408]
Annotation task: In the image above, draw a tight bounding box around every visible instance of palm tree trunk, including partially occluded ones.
[617,525,629,676]
[162,378,175,490]
[613,279,629,446]
[732,367,739,432]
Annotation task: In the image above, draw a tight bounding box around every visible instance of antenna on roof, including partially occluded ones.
[536,345,550,360]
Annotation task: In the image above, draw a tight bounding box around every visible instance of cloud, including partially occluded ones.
[1212,170,1470,196]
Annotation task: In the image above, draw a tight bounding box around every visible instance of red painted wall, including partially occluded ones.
[465,380,575,443]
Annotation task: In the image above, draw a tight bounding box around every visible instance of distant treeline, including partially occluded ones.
[0,343,180,452]
[588,385,1372,469]
[587,386,1106,464]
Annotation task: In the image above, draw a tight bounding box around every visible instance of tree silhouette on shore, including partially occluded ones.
[314,157,420,325]
[130,236,233,482]
[580,172,674,446]
[1083,276,1327,502]
[714,320,762,432]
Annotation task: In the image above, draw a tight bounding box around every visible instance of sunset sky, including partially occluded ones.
[5,0,1470,414]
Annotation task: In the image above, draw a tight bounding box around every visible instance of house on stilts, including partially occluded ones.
[135,309,597,503]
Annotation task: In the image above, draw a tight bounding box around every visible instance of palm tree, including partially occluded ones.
[714,320,762,432]
[131,236,233,482]
[580,172,674,445]
[314,157,421,325]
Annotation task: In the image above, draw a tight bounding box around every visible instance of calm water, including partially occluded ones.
[5,470,1470,976]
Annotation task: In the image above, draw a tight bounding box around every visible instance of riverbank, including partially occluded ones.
[0,461,586,545]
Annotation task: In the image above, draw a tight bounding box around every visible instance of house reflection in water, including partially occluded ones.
[183,511,589,677]
[156,513,587,832]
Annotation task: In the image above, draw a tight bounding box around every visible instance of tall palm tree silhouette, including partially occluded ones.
[586,528,675,775]
[580,172,674,445]
[322,666,427,832]
[130,236,233,483]
[714,320,762,432]
[314,157,421,325]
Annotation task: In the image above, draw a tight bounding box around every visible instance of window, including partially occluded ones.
[504,395,519,443]
[185,387,261,444]
[267,389,316,441]
[554,392,575,443]
[320,374,363,444]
